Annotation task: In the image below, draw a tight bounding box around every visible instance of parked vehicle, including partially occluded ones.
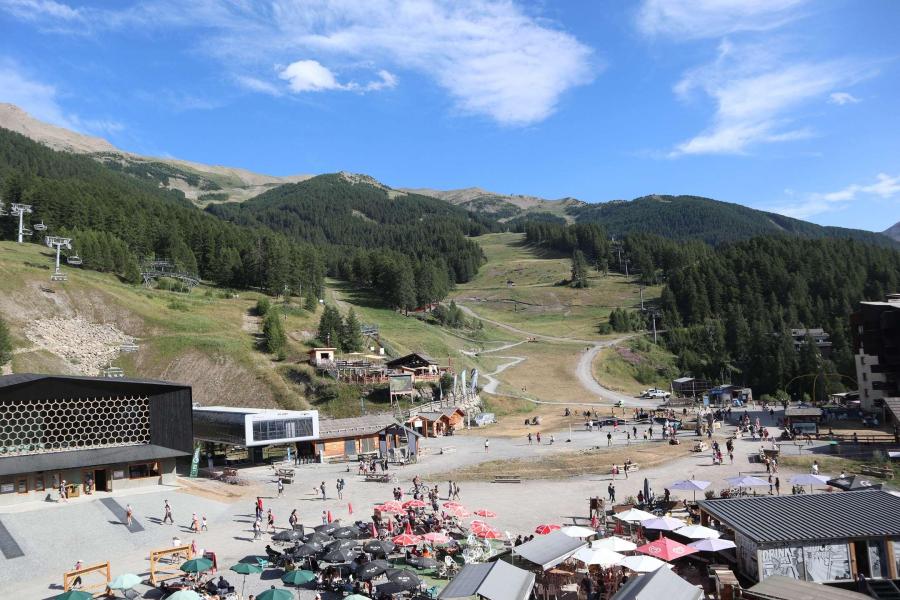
[641,388,670,399]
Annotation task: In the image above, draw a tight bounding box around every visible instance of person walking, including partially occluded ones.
[201,516,208,532]
[277,479,284,497]
[59,479,68,502]
[774,477,781,495]
[256,497,263,520]
[336,478,344,500]
[607,432,612,447]
[447,480,453,500]
[72,560,83,588]
[527,432,532,445]
[452,482,461,500]
[536,431,542,444]
[811,461,819,475]
[289,509,298,529]
[321,510,328,525]
[252,518,262,540]
[607,483,616,503]
[267,509,275,533]
[320,481,327,501]
[484,439,490,453]
[163,500,173,524]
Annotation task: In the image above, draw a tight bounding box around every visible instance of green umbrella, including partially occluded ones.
[108,573,141,590]
[230,562,263,575]
[257,587,294,600]
[55,591,93,600]
[281,569,316,585]
[180,557,214,573]
[165,591,202,600]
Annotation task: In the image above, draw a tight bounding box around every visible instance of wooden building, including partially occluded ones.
[784,406,824,434]
[386,352,449,382]
[406,407,466,437]
[698,491,900,588]
[304,414,420,462]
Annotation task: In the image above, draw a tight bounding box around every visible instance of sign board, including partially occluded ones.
[389,374,414,394]
[703,395,710,406]
[189,444,201,478]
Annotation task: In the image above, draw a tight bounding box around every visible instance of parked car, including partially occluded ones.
[584,417,627,428]
[641,388,671,399]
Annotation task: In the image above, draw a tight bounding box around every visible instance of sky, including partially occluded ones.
[0,0,898,232]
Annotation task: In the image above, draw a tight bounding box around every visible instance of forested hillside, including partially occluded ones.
[208,174,496,309]
[566,194,896,247]
[0,127,325,299]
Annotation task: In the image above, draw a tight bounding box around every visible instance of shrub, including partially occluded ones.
[256,297,272,316]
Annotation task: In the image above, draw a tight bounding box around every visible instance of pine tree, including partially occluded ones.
[317,305,343,347]
[0,316,12,367]
[341,308,364,353]
[262,312,286,358]
[571,250,589,288]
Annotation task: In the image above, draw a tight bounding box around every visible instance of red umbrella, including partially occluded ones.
[474,509,497,518]
[469,520,492,535]
[449,506,471,518]
[476,527,504,539]
[636,537,699,562]
[370,522,378,538]
[327,510,333,523]
[443,502,464,509]
[422,532,451,544]
[392,533,421,546]
[381,501,404,513]
[404,521,413,535]
[535,524,561,535]
[402,499,427,509]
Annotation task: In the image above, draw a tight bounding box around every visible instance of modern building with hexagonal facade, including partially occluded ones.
[0,373,192,506]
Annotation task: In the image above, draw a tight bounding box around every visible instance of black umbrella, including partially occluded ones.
[304,532,334,545]
[363,540,395,556]
[333,526,361,539]
[355,562,388,581]
[272,529,304,542]
[387,569,421,591]
[408,557,438,570]
[325,563,353,577]
[376,582,409,596]
[315,521,341,535]
[323,548,359,563]
[326,539,357,552]
[826,475,883,491]
[291,544,320,558]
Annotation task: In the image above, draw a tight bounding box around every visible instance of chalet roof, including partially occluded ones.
[698,490,900,544]
[386,353,439,368]
[512,530,586,570]
[317,414,399,440]
[673,377,695,384]
[745,575,869,600]
[784,407,823,418]
[885,397,900,423]
[440,561,535,600]
[610,566,702,600]
[0,372,187,390]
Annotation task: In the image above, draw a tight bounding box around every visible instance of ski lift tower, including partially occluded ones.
[45,235,72,281]
[10,204,33,243]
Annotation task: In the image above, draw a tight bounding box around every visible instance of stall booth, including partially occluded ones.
[784,407,824,435]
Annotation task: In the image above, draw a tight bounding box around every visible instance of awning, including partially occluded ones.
[440,561,535,600]
[512,530,587,570]
[610,565,702,600]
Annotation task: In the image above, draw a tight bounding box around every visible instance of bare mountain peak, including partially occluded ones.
[885,222,900,242]
[0,102,119,154]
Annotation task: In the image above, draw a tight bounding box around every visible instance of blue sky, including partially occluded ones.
[0,0,898,231]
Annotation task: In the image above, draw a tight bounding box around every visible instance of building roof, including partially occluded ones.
[386,353,439,368]
[784,407,823,418]
[440,561,535,600]
[0,444,187,476]
[885,397,900,422]
[193,406,317,417]
[744,576,869,600]
[673,377,695,384]
[698,490,900,544]
[409,407,465,422]
[610,566,703,600]
[512,530,587,570]
[317,413,399,440]
[0,372,188,390]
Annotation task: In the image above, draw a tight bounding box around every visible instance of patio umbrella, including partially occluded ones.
[180,557,214,574]
[443,501,464,509]
[421,532,451,544]
[392,533,421,546]
[827,474,882,491]
[323,547,359,563]
[592,537,637,552]
[377,503,404,514]
[326,538,357,552]
[345,596,372,600]
[333,526,361,539]
[673,525,721,540]
[617,555,671,573]
[534,524,561,535]
[54,592,93,600]
[256,588,294,600]
[637,537,698,562]
[304,532,334,545]
[410,556,439,570]
[448,506,471,518]
[356,561,388,581]
[643,478,651,504]
[470,520,493,535]
[272,529,304,542]
[388,569,422,591]
[725,475,769,488]
[560,526,597,538]
[363,539,395,556]
[292,543,321,558]
[572,547,625,567]
[614,508,655,522]
[230,562,263,599]
[641,516,686,531]
[402,499,427,509]
[790,473,831,493]
[689,538,737,553]
[381,501,404,512]
[473,509,497,518]
[165,592,201,600]
[108,574,141,590]
[315,521,341,535]
[669,479,711,502]
[476,527,503,540]
[281,569,316,586]
[377,582,409,596]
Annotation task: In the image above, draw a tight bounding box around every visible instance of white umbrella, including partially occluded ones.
[614,508,655,522]
[109,573,142,590]
[669,479,711,501]
[560,525,598,538]
[573,546,625,567]
[790,473,830,493]
[674,525,721,540]
[641,516,686,531]
[689,538,736,552]
[592,536,637,552]
[725,475,769,487]
[617,554,671,573]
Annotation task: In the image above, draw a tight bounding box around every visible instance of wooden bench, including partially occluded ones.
[364,473,396,483]
[276,468,295,483]
[859,465,894,479]
[493,475,521,483]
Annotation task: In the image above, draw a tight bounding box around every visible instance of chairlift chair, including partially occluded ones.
[20,228,32,237]
[66,253,83,266]
[33,221,47,231]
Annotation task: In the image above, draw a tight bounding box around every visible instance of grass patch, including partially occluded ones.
[593,339,678,396]
[778,453,896,482]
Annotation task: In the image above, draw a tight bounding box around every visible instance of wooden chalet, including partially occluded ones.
[386,352,449,383]
[301,414,420,461]
[406,407,466,437]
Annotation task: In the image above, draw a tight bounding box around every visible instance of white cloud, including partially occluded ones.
[0,0,82,22]
[0,59,123,136]
[234,75,283,97]
[2,0,595,126]
[670,41,868,156]
[774,173,900,219]
[829,91,860,105]
[637,0,807,39]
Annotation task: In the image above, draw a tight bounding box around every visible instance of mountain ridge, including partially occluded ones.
[885,222,900,242]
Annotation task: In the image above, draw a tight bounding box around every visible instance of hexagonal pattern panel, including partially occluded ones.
[0,396,150,456]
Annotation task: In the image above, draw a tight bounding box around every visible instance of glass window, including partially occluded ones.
[252,418,314,442]
[0,482,14,494]
[34,476,44,492]
[16,479,27,494]
[128,462,160,479]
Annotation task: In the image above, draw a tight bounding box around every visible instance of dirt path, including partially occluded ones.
[461,340,527,394]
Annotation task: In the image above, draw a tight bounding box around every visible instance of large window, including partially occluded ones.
[251,417,314,443]
[128,462,160,479]
[0,396,150,456]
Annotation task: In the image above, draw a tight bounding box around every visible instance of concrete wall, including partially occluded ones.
[856,352,886,412]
